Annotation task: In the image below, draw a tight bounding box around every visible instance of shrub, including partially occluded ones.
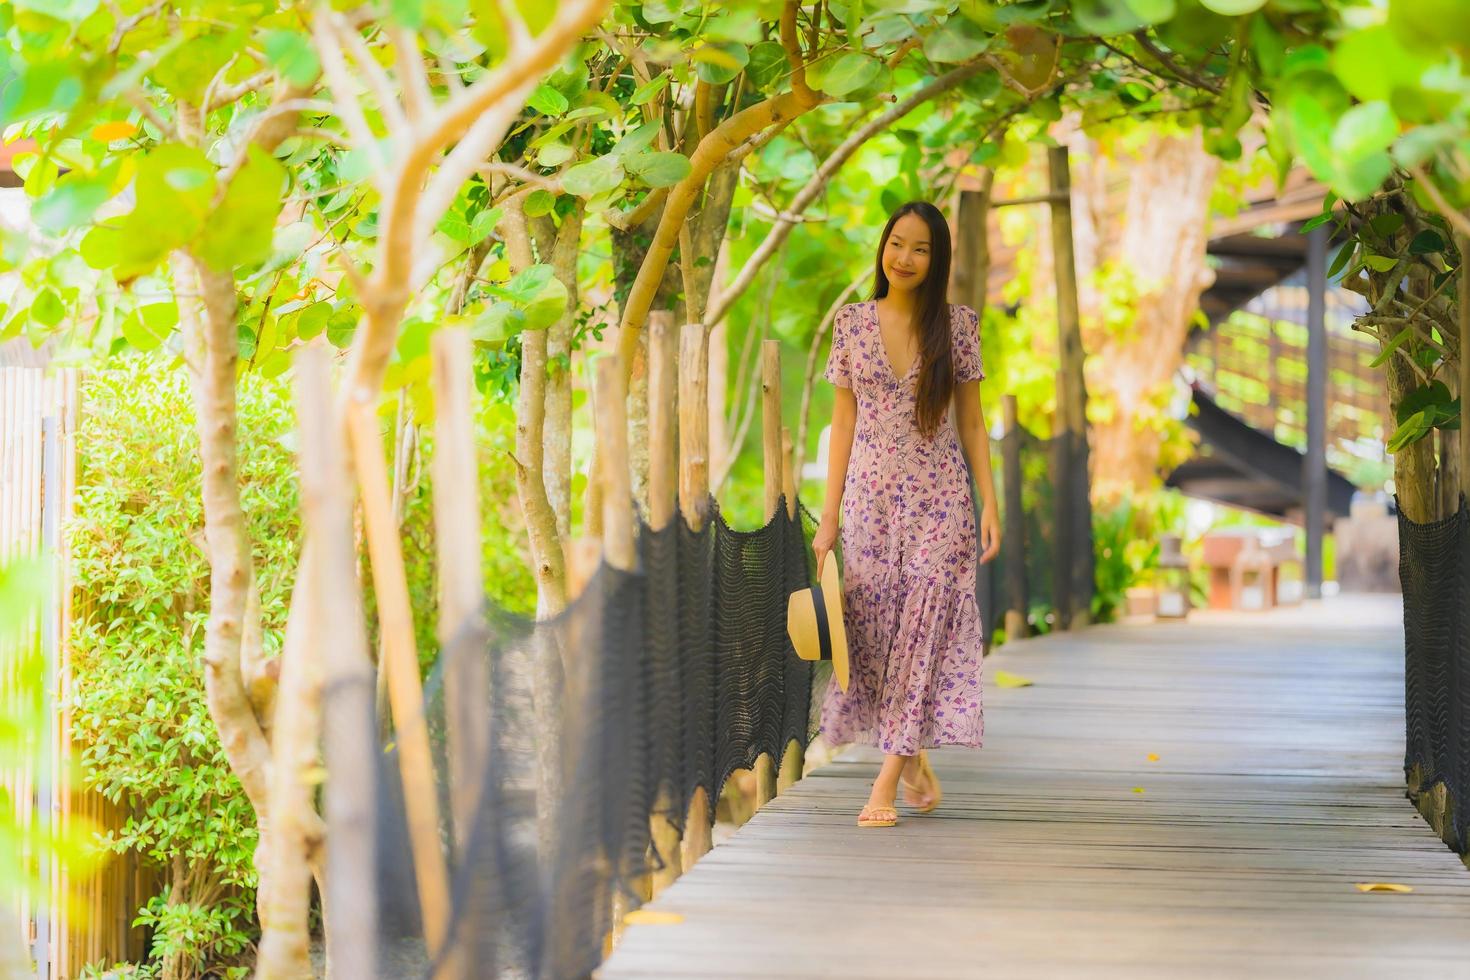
[69,357,537,977]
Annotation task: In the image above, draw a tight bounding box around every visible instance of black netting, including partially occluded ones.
[370,491,819,979]
[1398,493,1470,853]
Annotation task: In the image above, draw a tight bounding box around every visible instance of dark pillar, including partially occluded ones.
[1304,224,1328,599]
[1048,144,1093,628]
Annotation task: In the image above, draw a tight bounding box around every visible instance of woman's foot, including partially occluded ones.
[857,802,898,827]
[860,778,900,827]
[900,752,941,812]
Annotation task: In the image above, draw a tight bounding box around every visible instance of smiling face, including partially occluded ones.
[882,212,932,294]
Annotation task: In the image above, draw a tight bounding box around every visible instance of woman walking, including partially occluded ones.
[812,200,1001,828]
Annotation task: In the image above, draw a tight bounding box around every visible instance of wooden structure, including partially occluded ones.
[601,595,1470,978]
[2,367,154,977]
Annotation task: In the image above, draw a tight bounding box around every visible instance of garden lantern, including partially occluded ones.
[1156,534,1190,620]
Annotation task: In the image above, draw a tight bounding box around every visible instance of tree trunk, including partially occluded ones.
[1068,131,1219,498]
[537,204,584,542]
[176,254,281,850]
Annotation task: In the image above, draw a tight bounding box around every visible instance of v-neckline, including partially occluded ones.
[869,300,918,384]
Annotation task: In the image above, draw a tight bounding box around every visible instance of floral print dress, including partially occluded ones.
[818,299,986,756]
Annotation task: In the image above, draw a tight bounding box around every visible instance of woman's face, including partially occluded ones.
[882,212,932,294]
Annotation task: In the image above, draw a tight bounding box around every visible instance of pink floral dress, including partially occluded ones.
[818,299,986,756]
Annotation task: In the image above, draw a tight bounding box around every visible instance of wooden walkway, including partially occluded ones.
[599,594,1470,979]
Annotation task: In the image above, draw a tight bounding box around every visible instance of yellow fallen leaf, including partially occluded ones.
[994,669,1033,688]
[1131,787,1145,794]
[623,909,685,925]
[1146,753,1160,762]
[91,120,138,142]
[1354,882,1413,893]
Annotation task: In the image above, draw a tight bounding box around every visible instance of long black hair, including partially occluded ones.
[871,200,955,440]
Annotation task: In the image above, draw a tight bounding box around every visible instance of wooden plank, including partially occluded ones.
[599,596,1470,979]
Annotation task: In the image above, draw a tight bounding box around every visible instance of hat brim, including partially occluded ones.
[786,553,850,693]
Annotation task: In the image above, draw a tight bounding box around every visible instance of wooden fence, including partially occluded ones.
[2,366,150,978]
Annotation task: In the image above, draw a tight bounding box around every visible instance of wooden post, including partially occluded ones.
[752,340,784,808]
[1048,145,1092,629]
[1304,224,1328,598]
[596,358,636,571]
[309,349,380,980]
[1459,232,1470,508]
[595,354,638,949]
[646,312,683,896]
[678,323,714,868]
[342,398,452,965]
[1001,395,1028,640]
[431,328,490,852]
[777,425,804,792]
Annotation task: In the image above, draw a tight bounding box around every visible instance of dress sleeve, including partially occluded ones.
[951,304,986,383]
[824,304,854,388]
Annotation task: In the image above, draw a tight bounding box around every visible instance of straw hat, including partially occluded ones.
[786,554,851,693]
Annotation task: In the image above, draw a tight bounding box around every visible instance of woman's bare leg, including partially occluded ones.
[864,753,911,810]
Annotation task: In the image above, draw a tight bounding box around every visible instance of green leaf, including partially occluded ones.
[537,141,573,167]
[693,42,749,85]
[922,17,991,63]
[1327,241,1355,279]
[524,189,556,217]
[120,304,176,352]
[562,155,624,198]
[1409,229,1447,255]
[1369,326,1412,367]
[30,288,65,328]
[623,151,691,188]
[1362,254,1398,272]
[528,84,569,116]
[1397,379,1454,424]
[195,145,287,272]
[470,206,503,244]
[32,172,113,235]
[327,307,358,348]
[1198,0,1265,12]
[817,52,881,97]
[1387,409,1429,453]
[612,121,660,159]
[1070,0,1149,35]
[746,42,788,90]
[631,72,670,106]
[1331,101,1399,162]
[1126,0,1176,22]
[263,30,320,87]
[296,301,332,340]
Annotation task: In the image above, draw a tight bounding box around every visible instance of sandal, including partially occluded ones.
[857,803,898,828]
[900,750,943,814]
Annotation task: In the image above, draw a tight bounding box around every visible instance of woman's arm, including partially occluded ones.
[954,380,1001,563]
[813,387,856,576]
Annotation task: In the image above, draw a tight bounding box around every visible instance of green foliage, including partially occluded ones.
[68,362,300,974]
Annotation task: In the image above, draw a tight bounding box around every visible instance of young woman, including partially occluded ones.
[812,200,1001,828]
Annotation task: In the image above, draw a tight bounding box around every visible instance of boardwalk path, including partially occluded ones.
[599,595,1470,979]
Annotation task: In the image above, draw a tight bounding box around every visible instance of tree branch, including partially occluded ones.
[705,57,988,329]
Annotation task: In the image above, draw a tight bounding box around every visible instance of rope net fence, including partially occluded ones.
[370,492,822,978]
[1398,495,1470,853]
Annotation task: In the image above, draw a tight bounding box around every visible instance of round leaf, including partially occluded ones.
[1069,0,1149,35]
[528,84,569,116]
[624,151,692,188]
[562,155,624,198]
[817,52,881,98]
[693,42,749,85]
[923,18,991,63]
[746,41,788,90]
[1198,0,1265,13]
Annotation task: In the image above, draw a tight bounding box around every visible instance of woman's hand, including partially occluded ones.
[813,513,840,576]
[979,503,1001,564]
